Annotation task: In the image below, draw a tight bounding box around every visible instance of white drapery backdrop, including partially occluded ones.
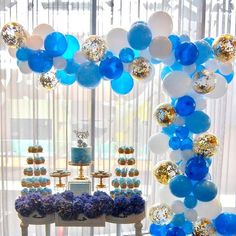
[0,0,236,235]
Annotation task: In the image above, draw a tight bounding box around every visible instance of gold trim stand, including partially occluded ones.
[69,162,90,180]
[50,170,71,188]
[91,171,112,189]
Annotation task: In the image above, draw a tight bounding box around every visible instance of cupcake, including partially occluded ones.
[118,157,126,165]
[118,146,125,154]
[26,179,33,188]
[133,178,140,188]
[126,189,133,197]
[115,167,121,176]
[134,168,139,176]
[24,167,33,176]
[40,156,45,164]
[128,168,135,177]
[133,189,142,195]
[33,180,40,188]
[127,157,135,165]
[40,177,47,187]
[26,157,34,164]
[124,147,131,154]
[34,167,40,176]
[110,190,115,198]
[127,178,134,189]
[36,145,43,153]
[121,168,128,177]
[119,178,127,189]
[112,178,120,188]
[21,188,28,196]
[46,178,50,185]
[29,188,36,194]
[40,167,47,175]
[34,157,41,165]
[130,147,135,154]
[21,178,27,187]
[27,146,34,153]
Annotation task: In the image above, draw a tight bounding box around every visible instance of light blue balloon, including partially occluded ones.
[65,59,79,74]
[62,34,80,59]
[204,37,214,46]
[161,66,172,80]
[77,62,102,88]
[128,22,152,50]
[185,111,211,134]
[179,34,190,42]
[168,35,180,50]
[195,40,213,64]
[16,47,32,61]
[56,70,76,85]
[184,195,197,209]
[119,47,135,63]
[111,72,134,95]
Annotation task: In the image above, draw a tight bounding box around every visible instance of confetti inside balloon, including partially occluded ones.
[82,35,107,62]
[128,57,152,80]
[193,134,219,157]
[153,161,180,185]
[153,103,176,127]
[39,71,58,90]
[149,204,174,225]
[193,70,216,94]
[193,218,216,236]
[1,22,27,48]
[213,34,236,62]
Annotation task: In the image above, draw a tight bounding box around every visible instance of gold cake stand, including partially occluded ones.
[50,170,71,188]
[91,171,112,189]
[69,162,90,180]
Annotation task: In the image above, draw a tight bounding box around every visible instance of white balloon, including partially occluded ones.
[53,57,67,69]
[206,73,228,99]
[162,52,175,66]
[148,133,169,155]
[140,49,152,60]
[159,185,177,204]
[183,64,196,74]
[18,61,32,74]
[184,209,198,222]
[106,28,129,54]
[32,23,54,40]
[204,59,218,72]
[8,47,17,58]
[181,150,194,161]
[148,11,173,36]
[163,71,192,98]
[25,35,43,50]
[173,116,185,126]
[219,62,233,75]
[195,97,207,110]
[170,150,183,163]
[74,51,87,64]
[149,36,172,59]
[171,200,185,213]
[196,198,222,219]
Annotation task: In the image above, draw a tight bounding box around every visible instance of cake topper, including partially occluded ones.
[73,130,89,147]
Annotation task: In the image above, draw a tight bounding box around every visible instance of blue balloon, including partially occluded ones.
[44,32,68,57]
[99,56,123,80]
[103,50,113,59]
[182,221,193,234]
[161,66,172,80]
[217,69,234,84]
[175,42,199,65]
[214,213,236,235]
[185,111,211,134]
[150,224,167,236]
[16,47,32,61]
[193,180,217,202]
[169,175,192,198]
[62,34,80,59]
[168,35,180,50]
[151,58,161,64]
[204,37,214,46]
[180,137,193,150]
[28,50,53,73]
[167,227,186,236]
[195,40,213,64]
[171,214,186,227]
[56,70,76,85]
[169,136,181,150]
[175,96,196,116]
[119,47,135,63]
[111,72,134,95]
[65,59,79,74]
[170,62,182,71]
[179,34,190,42]
[128,22,152,50]
[184,195,197,209]
[185,156,209,180]
[162,124,176,136]
[175,126,189,139]
[77,62,102,88]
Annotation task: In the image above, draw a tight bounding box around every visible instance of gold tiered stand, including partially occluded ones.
[50,170,71,188]
[69,162,90,180]
[91,171,112,189]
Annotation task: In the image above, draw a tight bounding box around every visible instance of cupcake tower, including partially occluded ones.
[21,145,52,196]
[110,146,142,198]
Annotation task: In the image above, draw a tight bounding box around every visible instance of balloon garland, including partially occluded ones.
[1,11,236,235]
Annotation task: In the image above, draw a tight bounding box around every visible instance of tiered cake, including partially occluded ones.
[21,145,51,196]
[110,146,142,198]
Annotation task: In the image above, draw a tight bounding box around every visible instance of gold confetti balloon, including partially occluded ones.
[193,134,219,157]
[213,34,236,62]
[193,70,216,94]
[149,204,174,225]
[153,103,176,127]
[193,218,216,236]
[153,161,180,185]
[1,22,27,48]
[39,71,58,90]
[82,35,107,62]
[128,57,152,80]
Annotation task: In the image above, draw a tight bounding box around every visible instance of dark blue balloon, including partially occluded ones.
[111,72,134,95]
[169,136,181,150]
[28,50,53,73]
[175,42,199,65]
[184,195,197,209]
[168,35,180,50]
[169,175,192,198]
[65,59,79,74]
[171,214,186,227]
[119,47,135,63]
[214,213,236,235]
[175,96,196,116]
[77,62,102,88]
[44,32,68,57]
[150,224,167,236]
[175,126,189,139]
[161,66,172,80]
[16,47,32,61]
[103,50,113,59]
[99,56,123,80]
[185,156,209,180]
[185,111,211,134]
[167,227,186,236]
[56,70,76,85]
[128,22,152,50]
[195,40,213,64]
[62,34,80,59]
[193,180,217,202]
[180,137,193,150]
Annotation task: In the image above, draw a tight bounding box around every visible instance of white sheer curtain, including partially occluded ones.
[0,0,235,236]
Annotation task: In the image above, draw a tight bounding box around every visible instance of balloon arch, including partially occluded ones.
[1,11,236,235]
